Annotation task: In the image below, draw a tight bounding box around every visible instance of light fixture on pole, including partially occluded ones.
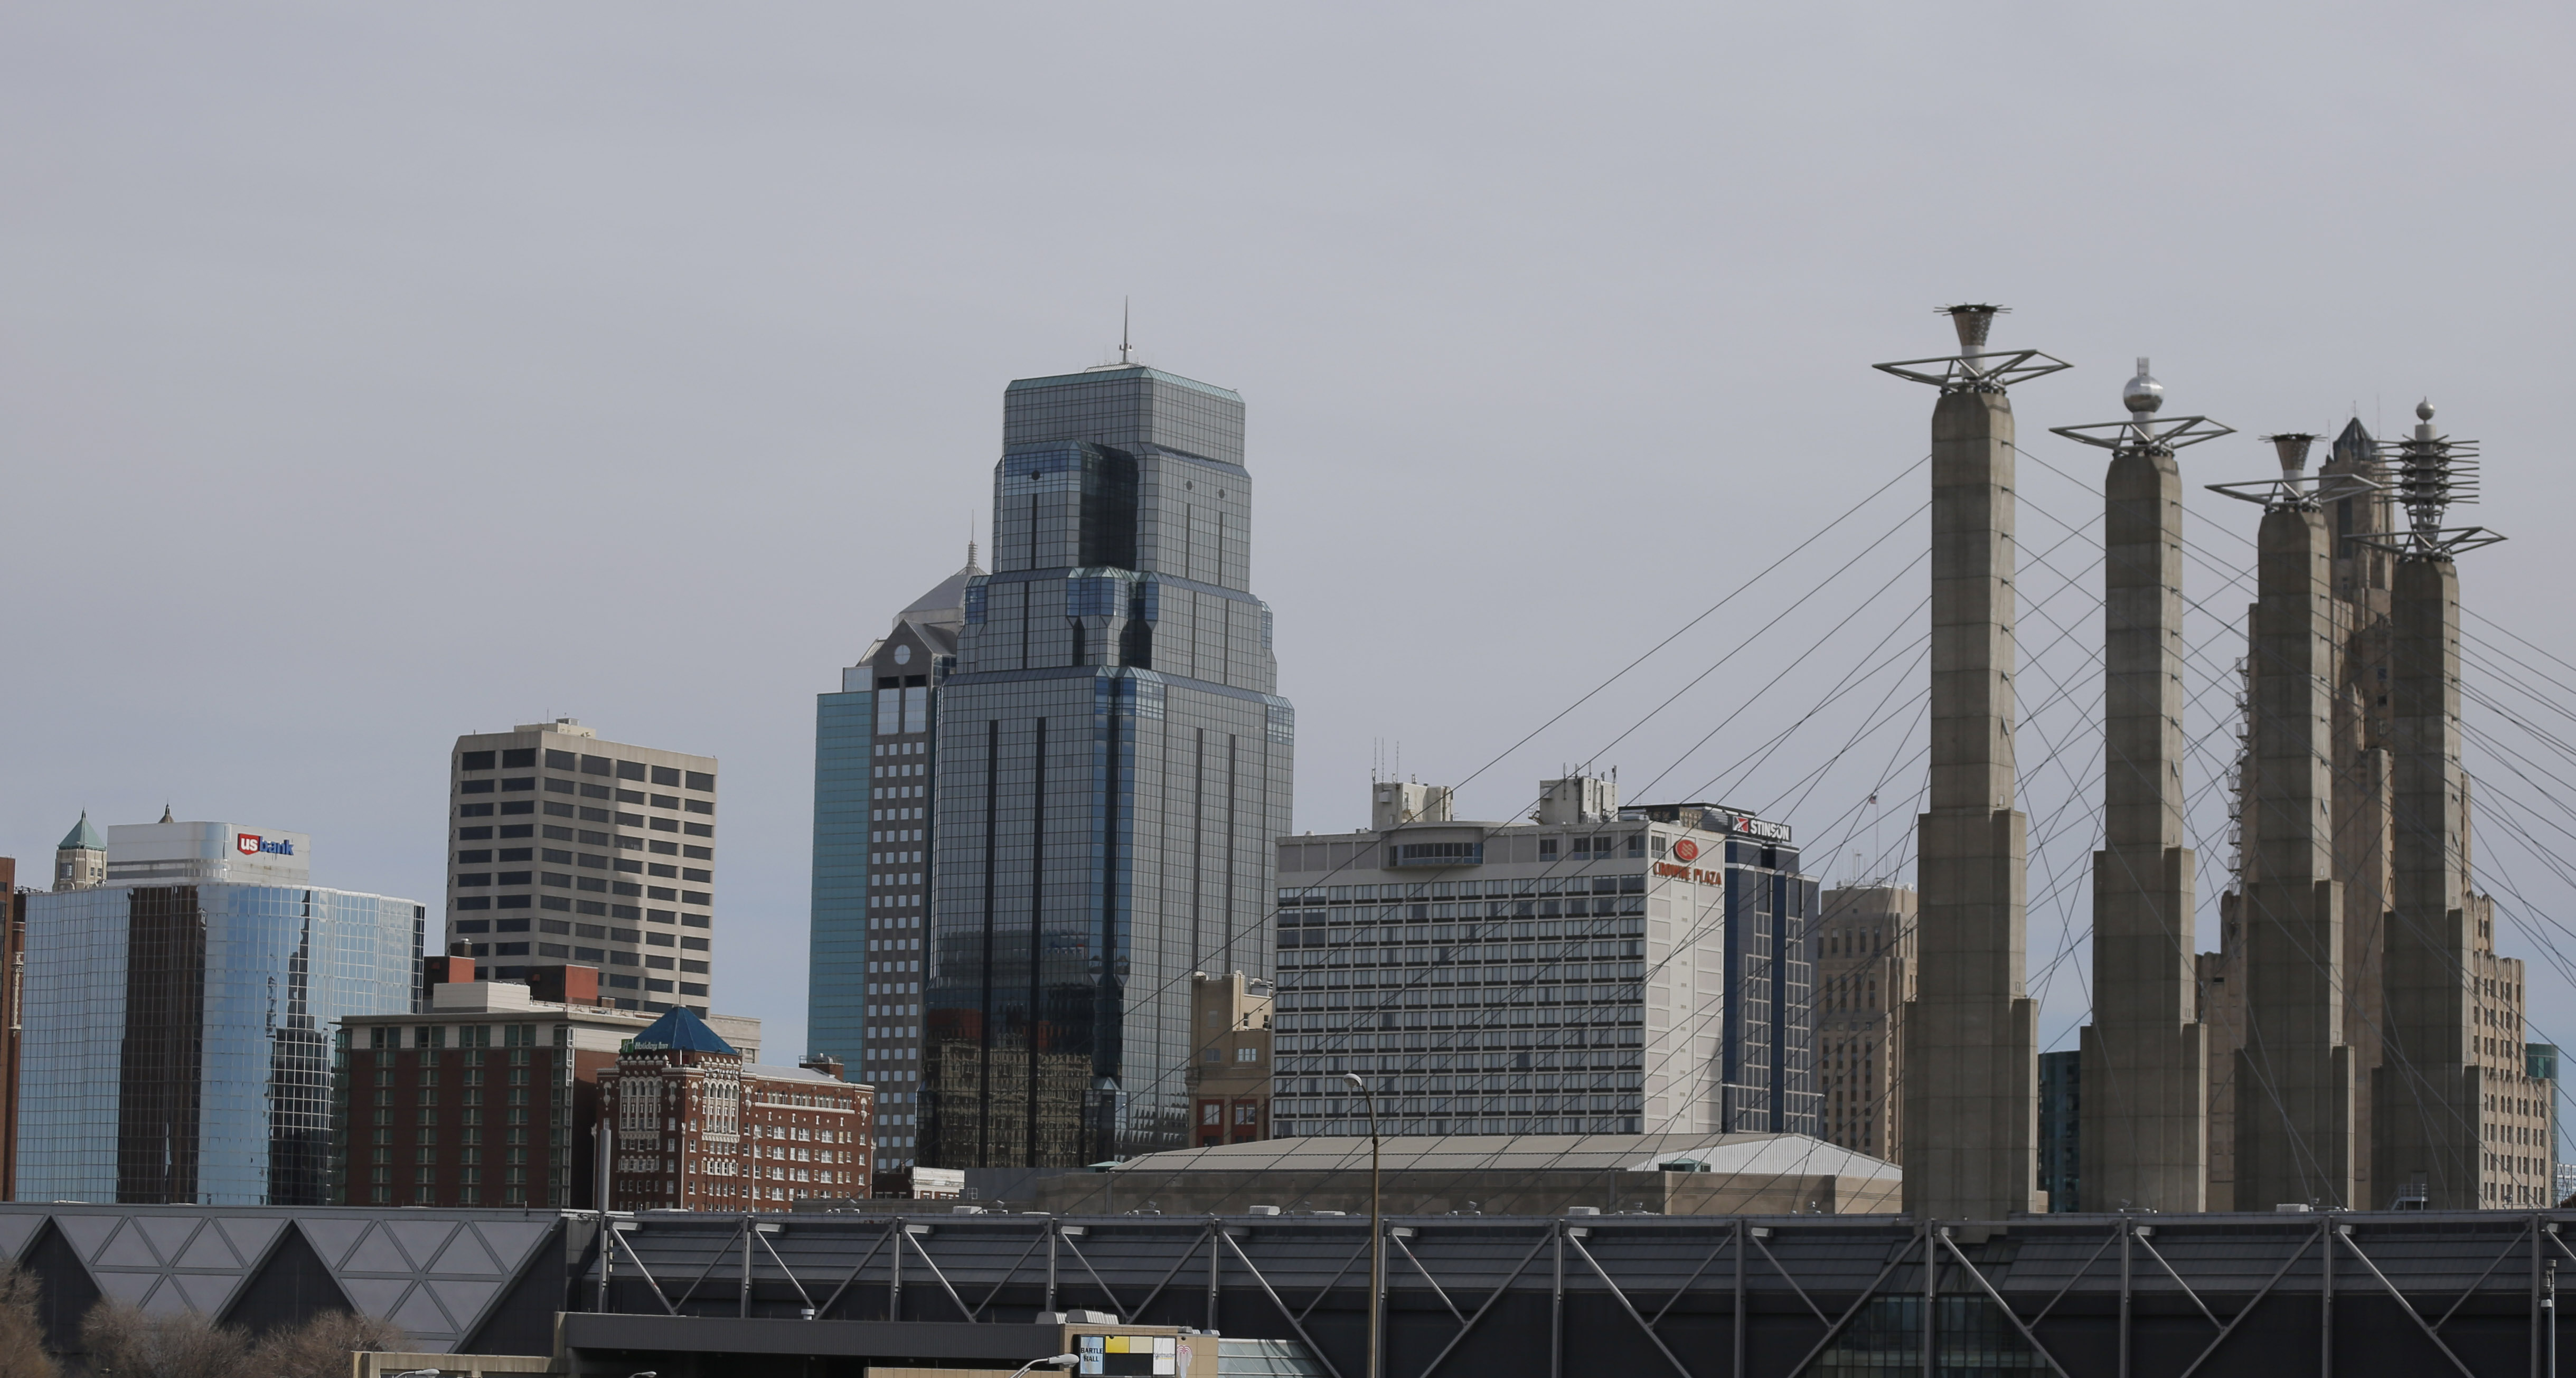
[1343,1071,1383,1378]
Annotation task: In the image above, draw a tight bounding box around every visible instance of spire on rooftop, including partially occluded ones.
[58,811,105,852]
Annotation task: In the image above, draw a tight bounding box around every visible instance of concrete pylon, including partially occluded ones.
[2233,485,2356,1210]
[1875,308,2066,1219]
[2371,554,2474,1206]
[2055,361,2218,1213]
[2369,400,2495,1210]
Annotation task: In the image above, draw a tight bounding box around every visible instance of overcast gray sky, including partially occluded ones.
[8,3,2575,1066]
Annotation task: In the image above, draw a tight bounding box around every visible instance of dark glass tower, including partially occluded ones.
[924,363,1294,1167]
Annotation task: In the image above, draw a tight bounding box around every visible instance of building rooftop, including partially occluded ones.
[57,813,104,852]
[629,1007,739,1056]
[1109,1131,1896,1179]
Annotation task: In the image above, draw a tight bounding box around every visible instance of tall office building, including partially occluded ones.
[811,556,976,1176]
[446,720,719,1015]
[0,858,25,1200]
[923,361,1295,1168]
[1813,884,1913,1162]
[18,818,419,1205]
[1268,779,1817,1139]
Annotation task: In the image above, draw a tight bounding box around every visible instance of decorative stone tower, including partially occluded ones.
[52,813,105,892]
[2371,401,2506,1209]
[2053,360,2228,1212]
[1874,307,2066,1219]
[2210,430,2359,1209]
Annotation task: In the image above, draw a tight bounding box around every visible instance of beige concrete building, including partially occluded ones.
[1026,1130,1901,1216]
[447,719,718,1014]
[1814,885,1912,1163]
[1188,971,1274,1148]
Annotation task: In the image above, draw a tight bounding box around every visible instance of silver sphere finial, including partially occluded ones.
[2123,357,2163,416]
[2417,398,2436,422]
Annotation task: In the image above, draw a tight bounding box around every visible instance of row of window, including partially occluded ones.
[456,884,711,911]
[458,864,713,888]
[461,749,714,792]
[1280,874,1678,904]
[1284,938,1646,964]
[462,797,715,823]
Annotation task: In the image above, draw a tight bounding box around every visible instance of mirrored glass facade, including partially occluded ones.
[926,365,1293,1167]
[20,883,421,1205]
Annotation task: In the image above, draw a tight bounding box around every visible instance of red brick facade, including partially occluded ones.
[599,1016,872,1211]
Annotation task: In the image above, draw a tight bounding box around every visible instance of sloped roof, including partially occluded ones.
[628,1006,738,1055]
[1110,1131,1898,1179]
[902,559,983,621]
[58,813,105,852]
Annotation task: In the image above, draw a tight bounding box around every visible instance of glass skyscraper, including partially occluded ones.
[18,820,420,1205]
[811,557,975,1178]
[923,363,1294,1167]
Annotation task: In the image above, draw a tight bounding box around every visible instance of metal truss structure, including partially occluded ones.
[4,1202,2570,1374]
[590,1209,2574,1377]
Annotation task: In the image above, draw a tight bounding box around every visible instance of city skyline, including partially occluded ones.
[10,5,2576,1089]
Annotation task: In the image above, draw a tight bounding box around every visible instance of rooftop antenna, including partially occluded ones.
[1120,297,1133,365]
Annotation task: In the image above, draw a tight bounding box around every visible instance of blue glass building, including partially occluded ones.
[923,363,1294,1167]
[17,820,420,1205]
[811,561,974,1176]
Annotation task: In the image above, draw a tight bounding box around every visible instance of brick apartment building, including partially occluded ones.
[332,960,761,1207]
[600,1006,872,1211]
[1188,971,1273,1149]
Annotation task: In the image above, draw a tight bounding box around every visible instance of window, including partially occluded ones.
[1202,1103,1222,1125]
[495,917,530,932]
[579,808,610,824]
[1237,1047,1261,1063]
[545,778,577,795]
[650,841,678,856]
[576,923,606,938]
[645,978,675,993]
[460,779,496,795]
[609,951,637,966]
[497,847,532,862]
[683,913,711,928]
[686,771,716,792]
[576,947,605,962]
[1538,838,1558,857]
[538,943,569,958]
[457,826,493,841]
[650,817,679,833]
[456,850,493,864]
[652,766,681,786]
[541,896,571,912]
[460,751,496,771]
[684,822,713,837]
[501,777,535,792]
[682,891,711,905]
[581,756,613,776]
[498,871,533,885]
[497,894,532,909]
[456,897,491,911]
[580,785,612,801]
[680,960,708,974]
[500,801,534,815]
[647,885,676,901]
[544,749,577,770]
[543,803,576,818]
[647,955,674,969]
[685,799,714,816]
[608,974,640,989]
[460,803,495,818]
[617,760,646,781]
[610,928,640,942]
[682,868,712,883]
[540,920,572,935]
[455,920,491,933]
[647,932,675,947]
[457,873,492,887]
[500,823,533,838]
[680,936,709,951]
[679,982,708,997]
[502,747,536,768]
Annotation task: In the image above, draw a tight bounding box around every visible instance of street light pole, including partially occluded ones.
[1345,1071,1382,1378]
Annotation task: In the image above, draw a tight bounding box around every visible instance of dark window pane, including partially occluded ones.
[501,748,536,768]
[459,751,496,771]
